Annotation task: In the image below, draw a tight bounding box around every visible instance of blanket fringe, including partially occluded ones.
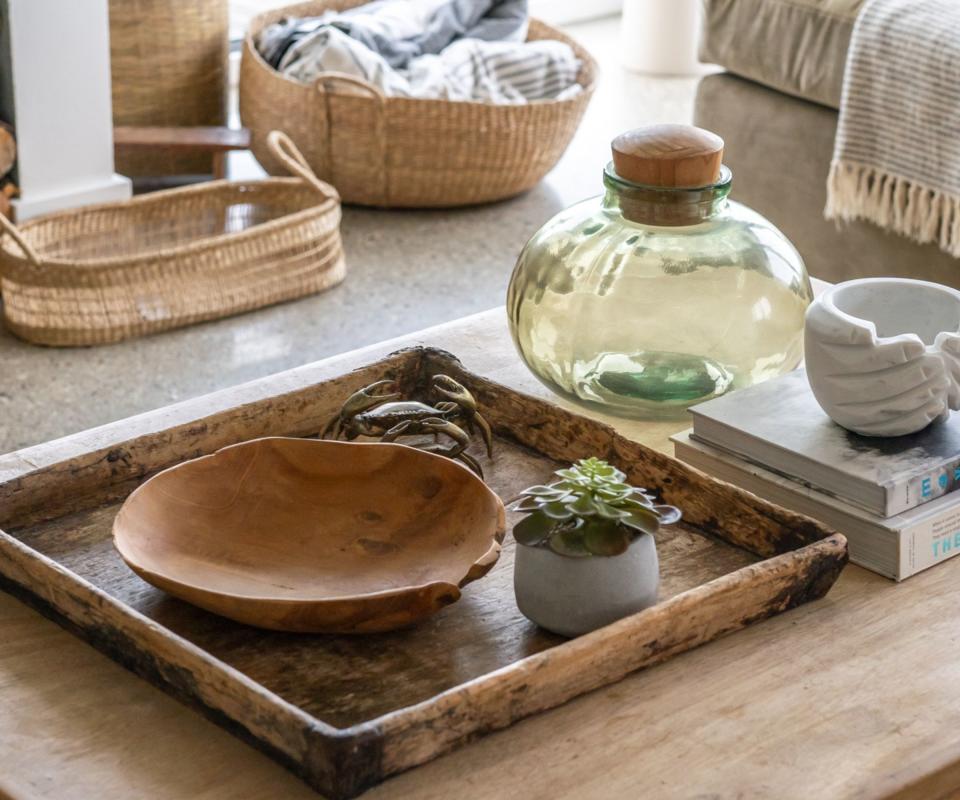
[825,160,960,258]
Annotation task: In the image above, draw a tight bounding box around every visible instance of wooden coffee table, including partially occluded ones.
[0,308,957,800]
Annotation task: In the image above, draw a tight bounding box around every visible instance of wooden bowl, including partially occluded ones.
[113,437,505,633]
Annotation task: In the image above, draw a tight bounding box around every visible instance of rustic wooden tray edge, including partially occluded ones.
[0,551,353,787]
[0,346,848,799]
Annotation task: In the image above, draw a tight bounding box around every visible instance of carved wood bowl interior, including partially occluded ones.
[112,437,506,633]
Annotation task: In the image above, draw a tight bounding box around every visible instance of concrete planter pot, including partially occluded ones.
[804,278,960,437]
[513,531,659,637]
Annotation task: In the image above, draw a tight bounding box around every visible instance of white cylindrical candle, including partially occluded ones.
[620,0,706,76]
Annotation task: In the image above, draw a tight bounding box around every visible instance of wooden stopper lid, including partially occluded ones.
[611,124,724,188]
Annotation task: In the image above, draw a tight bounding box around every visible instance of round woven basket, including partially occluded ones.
[239,2,598,208]
[0,133,345,347]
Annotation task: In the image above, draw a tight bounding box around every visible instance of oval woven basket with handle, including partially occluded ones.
[240,2,598,208]
[0,132,346,347]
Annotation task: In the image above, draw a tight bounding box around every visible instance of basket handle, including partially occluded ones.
[315,71,387,102]
[0,212,41,266]
[266,130,340,201]
[315,73,390,204]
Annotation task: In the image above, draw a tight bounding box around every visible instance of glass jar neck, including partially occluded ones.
[602,163,732,227]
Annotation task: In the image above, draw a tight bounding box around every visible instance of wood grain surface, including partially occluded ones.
[11,437,757,728]
[0,304,957,800]
[612,124,723,188]
[113,126,251,153]
[112,437,505,633]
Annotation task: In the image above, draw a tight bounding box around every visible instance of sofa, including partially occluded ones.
[695,0,960,287]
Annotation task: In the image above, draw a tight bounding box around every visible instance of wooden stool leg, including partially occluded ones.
[212,152,226,180]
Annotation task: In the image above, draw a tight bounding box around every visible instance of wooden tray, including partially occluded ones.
[0,347,847,799]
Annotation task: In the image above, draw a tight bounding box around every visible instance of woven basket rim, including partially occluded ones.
[244,4,599,108]
[2,251,348,346]
[2,177,339,271]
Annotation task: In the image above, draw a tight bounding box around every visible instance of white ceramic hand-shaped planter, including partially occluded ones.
[804,278,960,437]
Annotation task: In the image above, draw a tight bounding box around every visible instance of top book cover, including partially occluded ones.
[689,369,960,518]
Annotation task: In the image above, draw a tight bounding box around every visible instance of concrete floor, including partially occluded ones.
[0,16,699,453]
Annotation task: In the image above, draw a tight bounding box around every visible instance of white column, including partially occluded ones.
[7,0,131,221]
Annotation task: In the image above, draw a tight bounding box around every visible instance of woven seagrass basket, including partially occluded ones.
[110,0,228,176]
[0,132,345,347]
[240,2,598,208]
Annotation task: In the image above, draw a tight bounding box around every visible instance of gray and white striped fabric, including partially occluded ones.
[826,0,960,257]
[257,4,581,104]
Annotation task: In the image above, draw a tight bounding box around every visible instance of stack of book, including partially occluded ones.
[673,370,960,580]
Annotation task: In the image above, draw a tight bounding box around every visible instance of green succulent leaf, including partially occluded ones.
[596,486,633,502]
[568,493,598,515]
[596,465,626,481]
[555,468,590,486]
[547,527,591,558]
[540,501,575,520]
[621,507,661,535]
[654,504,682,525]
[582,520,631,556]
[520,485,567,498]
[513,511,555,545]
[594,500,629,520]
[621,496,655,511]
[516,458,680,554]
[513,496,543,513]
[579,457,616,473]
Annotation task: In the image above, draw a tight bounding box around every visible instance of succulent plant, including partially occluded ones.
[511,457,681,558]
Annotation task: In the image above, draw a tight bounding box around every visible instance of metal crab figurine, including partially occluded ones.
[322,375,493,477]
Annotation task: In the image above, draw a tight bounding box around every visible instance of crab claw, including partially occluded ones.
[418,419,484,479]
[432,375,475,410]
[321,415,343,440]
[321,379,401,439]
[472,412,493,458]
[431,375,493,458]
[381,417,484,478]
[454,450,484,478]
[419,417,470,447]
[344,380,402,414]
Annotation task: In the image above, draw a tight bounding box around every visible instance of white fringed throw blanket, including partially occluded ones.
[826,0,960,256]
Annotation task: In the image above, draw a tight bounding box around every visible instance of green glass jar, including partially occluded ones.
[507,125,812,419]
